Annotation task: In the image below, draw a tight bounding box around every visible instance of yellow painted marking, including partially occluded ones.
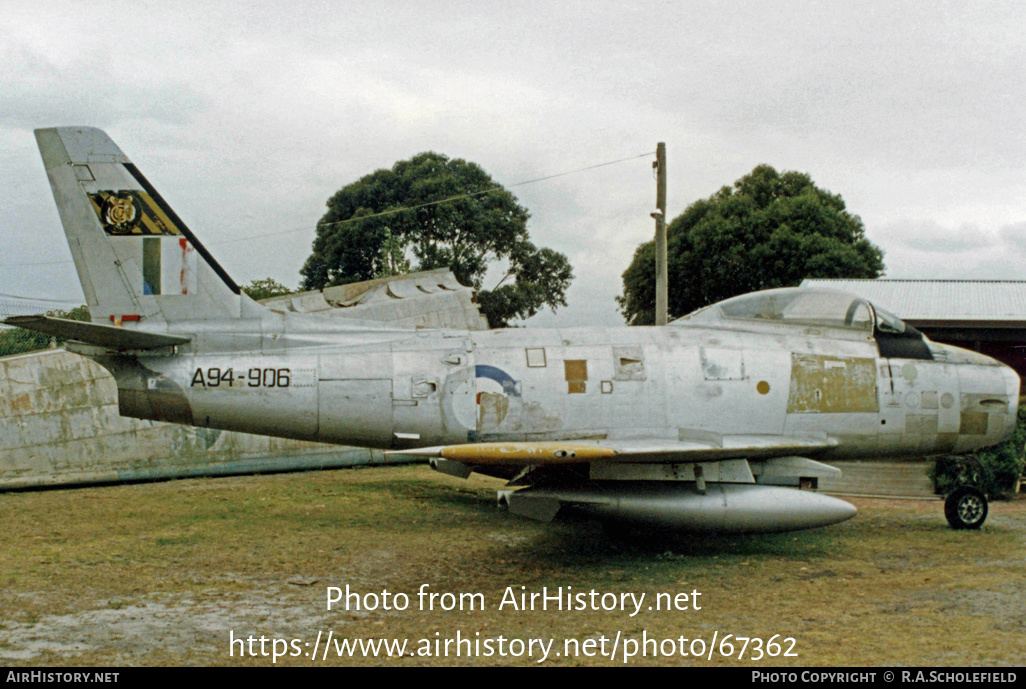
[139,212,163,235]
[89,191,182,236]
[139,193,182,235]
[440,442,616,464]
[787,354,878,413]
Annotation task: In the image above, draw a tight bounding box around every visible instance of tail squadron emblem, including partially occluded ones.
[95,192,140,234]
[88,190,182,236]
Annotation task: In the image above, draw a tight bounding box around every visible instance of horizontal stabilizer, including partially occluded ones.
[4,315,190,351]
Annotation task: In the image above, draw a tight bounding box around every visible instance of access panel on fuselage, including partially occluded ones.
[877,358,961,456]
[317,349,395,448]
[318,379,393,447]
[659,346,790,436]
[390,338,477,447]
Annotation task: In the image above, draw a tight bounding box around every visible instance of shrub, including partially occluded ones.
[931,399,1026,499]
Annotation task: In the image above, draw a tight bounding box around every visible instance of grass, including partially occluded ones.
[0,466,1023,666]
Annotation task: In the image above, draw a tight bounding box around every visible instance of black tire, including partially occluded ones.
[944,486,988,530]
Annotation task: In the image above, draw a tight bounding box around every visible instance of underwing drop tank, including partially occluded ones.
[505,483,858,533]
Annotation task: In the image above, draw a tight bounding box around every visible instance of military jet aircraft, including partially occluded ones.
[7,127,1019,534]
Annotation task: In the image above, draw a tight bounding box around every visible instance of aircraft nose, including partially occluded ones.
[953,352,1020,446]
[992,364,1020,441]
[1002,364,1021,406]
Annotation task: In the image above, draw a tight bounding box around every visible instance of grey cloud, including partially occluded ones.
[997,222,1026,252]
[883,220,996,253]
[0,35,210,130]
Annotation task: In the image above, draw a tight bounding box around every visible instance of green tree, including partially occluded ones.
[300,152,573,328]
[618,165,885,324]
[242,278,294,301]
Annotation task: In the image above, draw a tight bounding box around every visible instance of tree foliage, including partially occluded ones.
[931,400,1026,498]
[300,152,573,328]
[618,165,885,324]
[0,305,90,357]
[242,278,294,302]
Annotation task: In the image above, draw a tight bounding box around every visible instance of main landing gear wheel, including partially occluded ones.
[944,486,988,530]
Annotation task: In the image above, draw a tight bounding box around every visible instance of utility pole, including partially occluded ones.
[653,142,668,325]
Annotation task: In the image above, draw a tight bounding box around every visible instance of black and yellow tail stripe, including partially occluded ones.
[123,163,240,294]
[88,190,183,237]
[85,165,240,294]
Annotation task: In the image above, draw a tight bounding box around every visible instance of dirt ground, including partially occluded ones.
[1,466,1023,666]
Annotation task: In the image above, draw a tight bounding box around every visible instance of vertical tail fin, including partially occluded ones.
[35,127,244,326]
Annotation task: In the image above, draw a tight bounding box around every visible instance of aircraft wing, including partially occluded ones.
[397,434,838,466]
[4,315,190,351]
[404,436,848,528]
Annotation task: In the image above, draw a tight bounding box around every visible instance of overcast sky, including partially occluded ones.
[3,0,1026,325]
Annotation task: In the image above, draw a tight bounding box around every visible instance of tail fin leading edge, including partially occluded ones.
[35,127,242,326]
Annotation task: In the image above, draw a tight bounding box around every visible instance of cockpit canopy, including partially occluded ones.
[673,287,909,335]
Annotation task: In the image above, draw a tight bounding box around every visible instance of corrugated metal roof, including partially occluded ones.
[799,279,1026,322]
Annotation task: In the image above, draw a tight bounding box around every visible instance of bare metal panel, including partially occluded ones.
[787,354,878,413]
[319,379,393,447]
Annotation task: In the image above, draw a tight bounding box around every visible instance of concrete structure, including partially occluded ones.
[0,348,413,490]
[802,279,1026,381]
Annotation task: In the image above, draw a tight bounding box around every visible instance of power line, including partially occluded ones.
[0,291,81,303]
[0,258,75,268]
[208,151,655,245]
[1,150,656,262]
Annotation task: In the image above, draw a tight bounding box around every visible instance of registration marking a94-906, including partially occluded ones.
[190,367,291,388]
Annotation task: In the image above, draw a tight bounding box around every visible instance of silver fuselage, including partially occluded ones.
[95,312,1019,463]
